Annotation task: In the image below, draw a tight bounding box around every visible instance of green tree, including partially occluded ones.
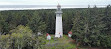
[28,11,47,34]
[71,5,106,47]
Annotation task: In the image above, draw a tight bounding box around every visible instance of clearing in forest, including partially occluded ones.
[44,35,76,49]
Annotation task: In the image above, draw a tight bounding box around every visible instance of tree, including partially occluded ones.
[71,5,106,47]
[20,16,28,26]
[28,11,47,33]
[0,34,11,49]
[103,5,111,34]
[10,25,33,49]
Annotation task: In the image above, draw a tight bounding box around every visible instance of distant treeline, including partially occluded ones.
[0,8,74,34]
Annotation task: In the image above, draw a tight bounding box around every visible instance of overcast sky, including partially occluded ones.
[0,0,110,5]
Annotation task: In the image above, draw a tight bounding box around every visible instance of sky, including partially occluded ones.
[0,0,111,5]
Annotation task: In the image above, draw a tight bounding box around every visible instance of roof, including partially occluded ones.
[57,3,61,7]
[46,33,50,36]
[68,31,72,34]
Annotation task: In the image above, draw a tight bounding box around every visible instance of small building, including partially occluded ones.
[46,33,51,40]
[37,32,43,36]
[68,31,72,37]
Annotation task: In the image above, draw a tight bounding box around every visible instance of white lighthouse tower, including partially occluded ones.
[55,4,63,38]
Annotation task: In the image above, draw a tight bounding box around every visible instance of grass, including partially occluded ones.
[45,35,76,49]
[39,35,101,49]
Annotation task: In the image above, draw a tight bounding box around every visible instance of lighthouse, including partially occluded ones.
[55,4,63,38]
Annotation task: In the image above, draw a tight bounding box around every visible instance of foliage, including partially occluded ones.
[71,5,111,48]
[0,34,10,49]
[0,25,46,49]
[28,11,47,33]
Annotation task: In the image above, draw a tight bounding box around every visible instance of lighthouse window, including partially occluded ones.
[58,8,60,10]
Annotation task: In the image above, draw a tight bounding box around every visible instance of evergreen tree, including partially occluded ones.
[28,11,46,33]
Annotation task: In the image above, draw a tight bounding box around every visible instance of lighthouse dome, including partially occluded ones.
[57,4,61,7]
